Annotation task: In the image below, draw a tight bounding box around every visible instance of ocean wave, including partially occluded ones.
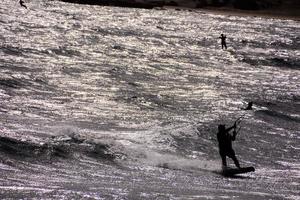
[255,110,300,123]
[0,135,122,163]
[242,56,300,70]
[0,78,26,89]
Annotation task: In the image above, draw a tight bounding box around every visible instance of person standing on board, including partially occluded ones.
[217,122,240,169]
[219,34,227,49]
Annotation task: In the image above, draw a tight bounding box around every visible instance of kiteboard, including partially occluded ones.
[222,166,255,176]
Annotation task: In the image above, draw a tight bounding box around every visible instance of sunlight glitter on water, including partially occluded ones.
[0,0,299,199]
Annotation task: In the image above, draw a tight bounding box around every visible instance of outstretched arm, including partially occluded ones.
[225,122,236,132]
[231,129,237,141]
[20,0,27,9]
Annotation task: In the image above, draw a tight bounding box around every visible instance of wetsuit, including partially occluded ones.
[217,126,240,168]
[219,35,227,49]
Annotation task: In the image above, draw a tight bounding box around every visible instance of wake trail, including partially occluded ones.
[141,151,220,173]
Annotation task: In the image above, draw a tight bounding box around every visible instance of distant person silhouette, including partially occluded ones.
[19,0,27,9]
[217,123,240,169]
[243,101,253,110]
[219,34,227,49]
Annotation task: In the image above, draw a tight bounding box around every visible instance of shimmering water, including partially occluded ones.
[0,0,299,199]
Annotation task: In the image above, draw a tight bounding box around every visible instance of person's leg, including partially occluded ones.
[229,152,240,168]
[232,155,240,168]
[221,155,227,168]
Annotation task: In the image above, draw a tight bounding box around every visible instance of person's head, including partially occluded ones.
[246,101,253,110]
[218,124,225,132]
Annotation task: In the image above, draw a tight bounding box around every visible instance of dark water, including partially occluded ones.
[0,0,299,199]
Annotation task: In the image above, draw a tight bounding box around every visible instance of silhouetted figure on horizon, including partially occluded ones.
[19,0,27,9]
[217,122,240,169]
[243,101,253,110]
[219,34,227,49]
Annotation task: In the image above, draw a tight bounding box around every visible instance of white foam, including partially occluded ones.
[142,150,220,172]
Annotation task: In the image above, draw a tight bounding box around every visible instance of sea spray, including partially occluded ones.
[142,150,220,172]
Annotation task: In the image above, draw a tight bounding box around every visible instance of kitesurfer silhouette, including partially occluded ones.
[217,122,240,169]
[219,34,227,49]
[19,0,27,9]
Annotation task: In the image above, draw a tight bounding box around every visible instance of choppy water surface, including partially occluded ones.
[0,0,299,199]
